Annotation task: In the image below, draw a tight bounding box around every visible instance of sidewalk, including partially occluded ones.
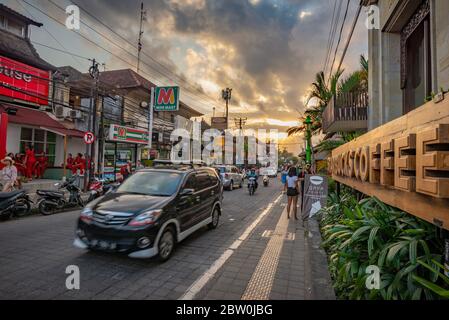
[187,193,335,300]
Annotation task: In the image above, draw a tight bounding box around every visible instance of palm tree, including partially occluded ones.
[288,54,368,138]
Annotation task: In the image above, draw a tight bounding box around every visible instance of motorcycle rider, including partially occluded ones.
[247,167,259,189]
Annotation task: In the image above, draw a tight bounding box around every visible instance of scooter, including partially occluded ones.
[248,177,256,196]
[36,176,84,215]
[263,175,269,187]
[0,190,33,220]
[87,178,120,203]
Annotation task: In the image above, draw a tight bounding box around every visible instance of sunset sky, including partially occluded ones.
[5,0,368,153]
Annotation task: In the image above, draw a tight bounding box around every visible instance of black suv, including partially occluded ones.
[74,164,223,261]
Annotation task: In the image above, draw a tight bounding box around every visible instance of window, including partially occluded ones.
[196,172,211,190]
[2,17,26,37]
[183,174,197,191]
[20,128,57,166]
[401,1,431,113]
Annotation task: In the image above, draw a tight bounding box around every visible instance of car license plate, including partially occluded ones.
[90,239,116,250]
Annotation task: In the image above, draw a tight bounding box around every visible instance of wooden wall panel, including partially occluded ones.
[330,96,449,230]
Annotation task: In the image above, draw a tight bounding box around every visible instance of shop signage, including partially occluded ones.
[154,86,180,111]
[0,55,50,106]
[302,175,328,219]
[108,124,149,144]
[329,97,449,230]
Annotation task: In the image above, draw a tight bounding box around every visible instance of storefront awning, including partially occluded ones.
[0,104,84,138]
[40,127,85,138]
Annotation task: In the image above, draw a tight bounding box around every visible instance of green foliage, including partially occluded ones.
[318,191,447,300]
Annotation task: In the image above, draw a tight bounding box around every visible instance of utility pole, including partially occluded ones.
[84,59,100,191]
[233,117,247,130]
[137,2,147,74]
[221,88,232,129]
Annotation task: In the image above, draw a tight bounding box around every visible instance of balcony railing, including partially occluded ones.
[322,91,368,134]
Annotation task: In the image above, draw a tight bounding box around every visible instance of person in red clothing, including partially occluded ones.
[72,153,85,175]
[120,161,133,180]
[24,145,37,180]
[36,152,48,179]
[64,153,74,171]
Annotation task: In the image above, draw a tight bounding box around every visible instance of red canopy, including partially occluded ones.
[0,104,84,138]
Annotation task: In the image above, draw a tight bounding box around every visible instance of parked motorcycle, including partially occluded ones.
[263,175,269,187]
[248,177,256,196]
[36,176,84,215]
[0,190,32,220]
[87,178,120,203]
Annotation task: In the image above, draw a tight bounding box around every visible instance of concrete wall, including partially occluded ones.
[435,0,449,90]
[368,0,449,130]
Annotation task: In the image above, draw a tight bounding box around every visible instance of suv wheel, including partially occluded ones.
[208,207,220,229]
[158,227,175,262]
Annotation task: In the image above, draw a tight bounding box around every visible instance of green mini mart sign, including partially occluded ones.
[154,86,180,111]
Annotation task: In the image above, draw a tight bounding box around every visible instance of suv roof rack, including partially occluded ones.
[152,160,209,170]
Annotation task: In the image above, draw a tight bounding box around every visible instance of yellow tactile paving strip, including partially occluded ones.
[241,209,289,300]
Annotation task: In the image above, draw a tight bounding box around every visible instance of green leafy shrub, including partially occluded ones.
[318,191,447,300]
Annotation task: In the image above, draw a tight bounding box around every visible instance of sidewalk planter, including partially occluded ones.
[318,191,447,300]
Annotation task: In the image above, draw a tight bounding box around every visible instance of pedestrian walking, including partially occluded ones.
[1,156,18,192]
[284,166,299,220]
[280,165,289,189]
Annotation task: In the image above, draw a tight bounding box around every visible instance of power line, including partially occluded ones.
[328,0,351,83]
[335,4,363,73]
[15,0,85,69]
[67,0,225,113]
[32,41,92,61]
[46,0,224,114]
[323,0,340,74]
[20,0,221,115]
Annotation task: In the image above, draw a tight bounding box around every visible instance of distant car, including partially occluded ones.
[214,165,244,191]
[260,167,278,178]
[74,165,223,261]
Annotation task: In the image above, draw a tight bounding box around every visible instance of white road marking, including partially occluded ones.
[179,193,283,300]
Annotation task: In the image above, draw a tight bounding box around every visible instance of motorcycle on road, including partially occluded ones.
[248,177,256,196]
[36,176,84,215]
[263,175,269,187]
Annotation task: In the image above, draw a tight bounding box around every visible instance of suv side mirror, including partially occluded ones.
[180,188,194,196]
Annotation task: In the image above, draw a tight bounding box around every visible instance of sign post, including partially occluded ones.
[148,86,155,160]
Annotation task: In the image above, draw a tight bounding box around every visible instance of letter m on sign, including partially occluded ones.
[158,88,174,105]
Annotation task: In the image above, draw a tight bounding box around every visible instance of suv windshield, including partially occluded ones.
[117,171,182,196]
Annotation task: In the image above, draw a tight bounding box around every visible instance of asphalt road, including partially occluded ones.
[0,177,288,300]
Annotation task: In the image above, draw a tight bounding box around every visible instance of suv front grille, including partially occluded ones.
[92,210,134,226]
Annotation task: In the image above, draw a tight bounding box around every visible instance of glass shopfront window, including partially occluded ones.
[20,128,57,166]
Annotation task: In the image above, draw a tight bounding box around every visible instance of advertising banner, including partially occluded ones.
[0,55,50,106]
[108,124,149,144]
[302,174,328,219]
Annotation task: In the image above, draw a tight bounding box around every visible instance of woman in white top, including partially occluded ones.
[1,156,18,192]
[284,167,299,220]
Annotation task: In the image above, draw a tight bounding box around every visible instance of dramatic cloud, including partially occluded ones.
[6,0,367,152]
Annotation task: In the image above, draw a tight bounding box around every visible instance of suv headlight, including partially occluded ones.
[80,207,93,224]
[128,210,162,227]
